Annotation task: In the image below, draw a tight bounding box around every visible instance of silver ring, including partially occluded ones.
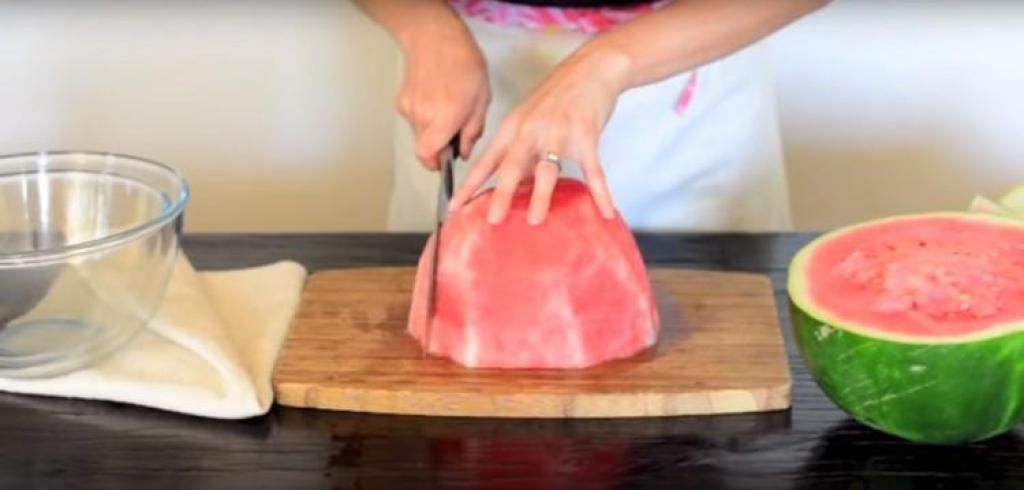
[542,151,562,169]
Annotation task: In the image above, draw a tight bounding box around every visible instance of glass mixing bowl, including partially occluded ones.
[0,151,189,378]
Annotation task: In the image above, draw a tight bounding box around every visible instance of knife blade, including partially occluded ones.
[423,132,459,358]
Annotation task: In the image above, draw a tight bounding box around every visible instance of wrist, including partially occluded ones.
[573,42,635,95]
[392,6,469,55]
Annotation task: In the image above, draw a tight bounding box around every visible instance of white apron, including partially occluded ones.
[387,14,793,232]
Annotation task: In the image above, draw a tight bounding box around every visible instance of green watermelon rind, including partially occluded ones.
[790,303,1024,444]
[788,211,1024,444]
[1000,185,1024,215]
[789,212,1024,345]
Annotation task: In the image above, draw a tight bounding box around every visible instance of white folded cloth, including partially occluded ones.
[0,254,308,419]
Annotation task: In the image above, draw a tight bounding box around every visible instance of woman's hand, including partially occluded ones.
[448,47,629,225]
[445,0,829,225]
[353,0,490,168]
[397,18,490,168]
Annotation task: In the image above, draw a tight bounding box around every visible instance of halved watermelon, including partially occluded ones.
[789,212,1024,443]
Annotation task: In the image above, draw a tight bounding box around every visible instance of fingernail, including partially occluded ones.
[487,210,501,224]
[528,214,541,226]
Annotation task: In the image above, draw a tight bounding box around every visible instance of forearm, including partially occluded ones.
[352,0,469,53]
[578,0,830,92]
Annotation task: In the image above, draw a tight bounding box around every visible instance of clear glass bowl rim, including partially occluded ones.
[0,150,191,268]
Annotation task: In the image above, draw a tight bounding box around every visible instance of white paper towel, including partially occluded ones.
[0,255,308,419]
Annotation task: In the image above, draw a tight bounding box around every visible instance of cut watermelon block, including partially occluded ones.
[968,195,1010,216]
[968,184,1024,219]
[408,178,660,369]
[788,213,1024,443]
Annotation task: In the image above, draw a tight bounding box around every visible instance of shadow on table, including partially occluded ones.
[795,419,1024,489]
[273,405,793,488]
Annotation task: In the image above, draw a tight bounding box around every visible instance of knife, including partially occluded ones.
[423,132,459,358]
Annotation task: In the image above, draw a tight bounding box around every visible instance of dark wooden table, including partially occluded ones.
[2,233,1022,489]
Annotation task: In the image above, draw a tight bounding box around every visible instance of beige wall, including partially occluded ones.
[1,1,1022,232]
[770,1,1024,229]
[0,1,399,232]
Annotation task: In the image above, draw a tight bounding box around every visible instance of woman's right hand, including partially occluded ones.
[393,7,490,170]
[354,0,490,169]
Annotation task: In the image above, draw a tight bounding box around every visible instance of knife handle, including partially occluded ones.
[448,132,461,158]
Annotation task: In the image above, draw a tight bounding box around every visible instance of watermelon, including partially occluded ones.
[407,178,660,369]
[1001,185,1024,216]
[968,195,1010,216]
[788,212,1024,444]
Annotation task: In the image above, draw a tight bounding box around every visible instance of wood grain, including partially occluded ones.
[272,267,791,418]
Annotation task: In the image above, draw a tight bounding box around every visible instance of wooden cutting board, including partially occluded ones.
[272,267,791,418]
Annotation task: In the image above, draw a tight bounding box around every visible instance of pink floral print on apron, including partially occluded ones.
[448,0,699,116]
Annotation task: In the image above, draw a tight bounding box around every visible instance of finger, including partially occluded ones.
[408,94,431,134]
[460,93,490,159]
[395,90,413,120]
[578,142,616,219]
[407,108,436,168]
[396,92,424,139]
[527,159,560,226]
[416,112,462,170]
[449,121,513,212]
[526,127,567,225]
[487,137,534,224]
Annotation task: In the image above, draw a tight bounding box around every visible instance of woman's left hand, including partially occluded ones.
[447,46,629,225]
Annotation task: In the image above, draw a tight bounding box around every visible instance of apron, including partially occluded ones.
[386,10,793,232]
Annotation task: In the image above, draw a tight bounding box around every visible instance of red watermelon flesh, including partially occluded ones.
[805,215,1024,338]
[407,178,660,369]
